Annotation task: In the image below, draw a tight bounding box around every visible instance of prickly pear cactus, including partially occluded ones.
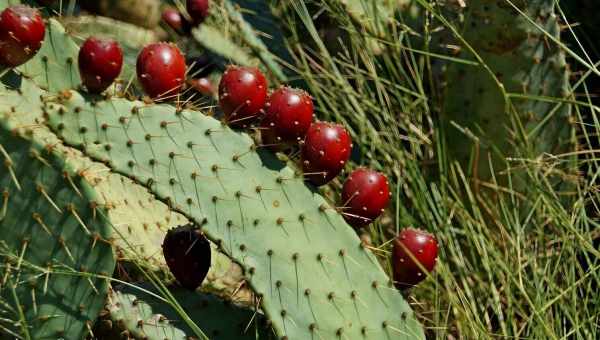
[86,167,250,300]
[0,105,115,338]
[45,90,425,339]
[443,0,572,182]
[1,9,250,301]
[18,18,82,92]
[0,78,246,298]
[95,174,186,267]
[96,284,271,339]
[2,7,424,339]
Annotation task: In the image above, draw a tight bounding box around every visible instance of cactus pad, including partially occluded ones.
[45,91,424,339]
[96,284,271,339]
[443,0,571,182]
[17,18,81,93]
[0,109,115,338]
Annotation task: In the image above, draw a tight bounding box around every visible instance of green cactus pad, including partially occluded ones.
[0,78,247,298]
[93,173,186,268]
[0,77,175,269]
[443,0,572,183]
[0,113,115,338]
[96,284,271,339]
[16,18,82,93]
[45,91,425,339]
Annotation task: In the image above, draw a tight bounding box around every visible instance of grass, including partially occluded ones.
[272,0,599,339]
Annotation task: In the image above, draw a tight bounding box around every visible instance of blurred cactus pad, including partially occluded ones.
[0,0,598,340]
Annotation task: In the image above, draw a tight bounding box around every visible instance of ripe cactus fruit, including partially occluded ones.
[188,77,215,96]
[187,0,210,25]
[218,65,268,128]
[162,8,190,34]
[302,121,352,186]
[0,5,45,67]
[162,8,183,31]
[162,224,212,290]
[136,42,186,99]
[341,168,391,228]
[78,37,123,93]
[392,228,438,288]
[261,86,314,146]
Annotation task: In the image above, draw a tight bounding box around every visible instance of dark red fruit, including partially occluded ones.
[187,0,209,25]
[301,122,352,186]
[78,37,123,94]
[218,65,268,128]
[261,86,314,146]
[162,8,191,34]
[392,228,438,288]
[162,8,183,31]
[162,224,211,290]
[0,5,45,67]
[341,168,390,228]
[137,42,186,99]
[188,77,215,96]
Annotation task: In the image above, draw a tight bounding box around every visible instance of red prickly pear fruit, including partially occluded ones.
[162,8,183,31]
[188,77,215,96]
[162,224,211,290]
[78,37,123,94]
[261,86,314,146]
[136,42,186,100]
[301,121,352,186]
[392,228,438,288]
[218,65,268,128]
[186,0,210,25]
[0,5,45,67]
[341,168,390,228]
[162,8,191,34]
